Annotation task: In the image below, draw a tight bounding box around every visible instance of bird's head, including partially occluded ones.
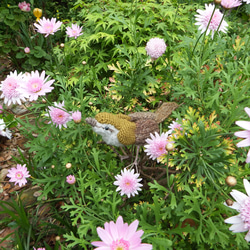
[85,112,136,147]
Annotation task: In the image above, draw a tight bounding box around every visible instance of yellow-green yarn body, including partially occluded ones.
[95,112,136,145]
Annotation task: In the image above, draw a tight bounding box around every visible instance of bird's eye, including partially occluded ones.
[104,126,109,130]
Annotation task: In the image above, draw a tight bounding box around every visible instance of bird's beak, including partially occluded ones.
[85,117,97,127]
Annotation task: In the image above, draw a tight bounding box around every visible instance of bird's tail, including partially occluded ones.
[155,102,179,124]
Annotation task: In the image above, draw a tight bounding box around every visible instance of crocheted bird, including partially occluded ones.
[85,102,178,148]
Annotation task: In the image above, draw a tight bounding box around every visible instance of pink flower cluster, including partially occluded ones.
[234,107,250,163]
[0,70,54,105]
[91,216,152,250]
[18,1,30,12]
[145,37,167,60]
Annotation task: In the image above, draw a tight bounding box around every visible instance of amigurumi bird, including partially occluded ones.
[85,102,178,147]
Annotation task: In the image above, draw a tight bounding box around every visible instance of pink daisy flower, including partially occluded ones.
[66,175,76,185]
[33,248,46,250]
[0,71,27,106]
[7,164,30,187]
[72,110,82,123]
[221,0,242,9]
[46,101,72,129]
[168,119,183,132]
[234,107,250,163]
[18,1,31,12]
[24,47,30,54]
[195,4,228,39]
[34,17,62,37]
[225,179,250,241]
[144,132,170,162]
[66,24,83,39]
[114,168,143,198]
[0,119,12,139]
[20,70,54,101]
[145,37,167,60]
[91,216,152,250]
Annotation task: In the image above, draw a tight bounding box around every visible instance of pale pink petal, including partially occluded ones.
[225,214,243,224]
[244,230,250,242]
[243,179,250,197]
[129,230,144,247]
[246,150,250,163]
[230,190,249,205]
[235,121,250,131]
[236,138,250,148]
[109,221,118,240]
[125,220,139,239]
[132,244,153,250]
[230,202,241,210]
[96,227,113,245]
[91,241,108,247]
[244,107,250,118]
[234,130,250,139]
[229,222,247,233]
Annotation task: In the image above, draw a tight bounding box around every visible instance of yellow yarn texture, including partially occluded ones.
[95,112,136,145]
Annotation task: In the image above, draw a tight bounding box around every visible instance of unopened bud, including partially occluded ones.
[214,0,221,4]
[42,99,46,104]
[166,143,174,151]
[225,176,237,187]
[60,43,64,48]
[51,165,55,169]
[82,61,87,65]
[72,111,82,124]
[33,8,42,22]
[66,163,72,169]
[55,235,60,241]
[226,199,234,206]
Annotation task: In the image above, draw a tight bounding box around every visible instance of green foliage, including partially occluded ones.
[169,107,235,189]
[1,0,250,249]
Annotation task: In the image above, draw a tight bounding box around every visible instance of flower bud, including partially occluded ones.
[24,47,30,54]
[214,0,221,4]
[225,176,237,187]
[51,165,55,169]
[72,111,82,124]
[60,43,65,48]
[65,163,72,169]
[33,8,42,22]
[166,143,174,151]
[226,199,234,206]
[55,235,60,241]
